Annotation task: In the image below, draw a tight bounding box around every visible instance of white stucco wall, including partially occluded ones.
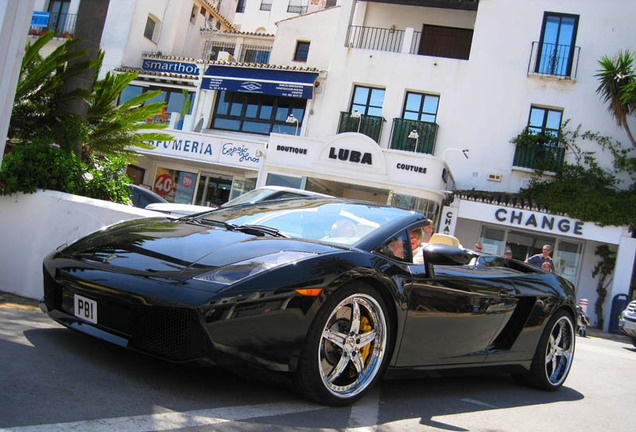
[269,6,340,69]
[307,0,636,193]
[0,191,160,300]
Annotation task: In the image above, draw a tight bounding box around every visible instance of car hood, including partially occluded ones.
[59,217,344,277]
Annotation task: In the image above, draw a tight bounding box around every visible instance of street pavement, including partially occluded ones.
[1,291,635,432]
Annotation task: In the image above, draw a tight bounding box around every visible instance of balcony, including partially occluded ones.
[364,1,478,11]
[390,118,438,154]
[287,5,308,14]
[337,111,385,143]
[527,41,581,80]
[29,12,77,38]
[346,25,405,53]
[513,143,565,171]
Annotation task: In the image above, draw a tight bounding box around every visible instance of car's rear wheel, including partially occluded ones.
[518,309,575,391]
[294,282,392,406]
[630,337,636,348]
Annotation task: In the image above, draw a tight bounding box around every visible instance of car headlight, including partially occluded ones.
[193,251,316,285]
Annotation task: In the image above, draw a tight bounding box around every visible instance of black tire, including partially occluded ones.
[293,282,393,406]
[517,309,575,391]
[630,337,636,349]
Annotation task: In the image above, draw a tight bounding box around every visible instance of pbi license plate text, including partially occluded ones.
[74,294,97,324]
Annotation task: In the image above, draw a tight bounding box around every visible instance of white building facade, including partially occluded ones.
[26,0,635,329]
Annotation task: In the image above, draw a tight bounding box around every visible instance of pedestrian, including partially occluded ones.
[504,248,513,259]
[421,219,434,243]
[526,244,555,272]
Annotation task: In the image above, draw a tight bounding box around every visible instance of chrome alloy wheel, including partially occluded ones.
[544,315,575,386]
[318,293,387,399]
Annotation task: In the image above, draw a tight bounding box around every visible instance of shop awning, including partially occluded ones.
[201,66,319,99]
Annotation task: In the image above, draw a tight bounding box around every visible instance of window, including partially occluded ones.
[377,231,410,262]
[351,86,385,116]
[239,45,271,64]
[190,5,198,23]
[513,106,564,170]
[260,0,272,11]
[326,0,337,7]
[528,106,562,138]
[212,91,306,136]
[266,173,304,189]
[418,24,473,60]
[293,41,310,62]
[200,7,207,17]
[287,1,308,14]
[144,16,158,41]
[236,0,246,13]
[403,92,439,123]
[536,13,579,76]
[205,41,235,60]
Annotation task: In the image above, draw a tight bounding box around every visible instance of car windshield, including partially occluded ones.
[197,199,409,245]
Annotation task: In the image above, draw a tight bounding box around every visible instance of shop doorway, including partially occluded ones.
[195,174,232,207]
[305,177,389,204]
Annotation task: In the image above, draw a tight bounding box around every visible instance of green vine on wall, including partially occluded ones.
[516,121,636,227]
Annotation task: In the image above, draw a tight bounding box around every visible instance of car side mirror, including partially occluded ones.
[422,244,471,266]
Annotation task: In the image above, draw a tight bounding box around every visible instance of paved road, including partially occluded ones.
[1,295,635,432]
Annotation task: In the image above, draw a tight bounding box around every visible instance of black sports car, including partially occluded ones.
[41,198,577,405]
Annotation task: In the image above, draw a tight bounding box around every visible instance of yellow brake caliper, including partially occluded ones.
[359,316,372,365]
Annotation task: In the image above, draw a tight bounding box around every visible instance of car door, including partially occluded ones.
[396,264,517,367]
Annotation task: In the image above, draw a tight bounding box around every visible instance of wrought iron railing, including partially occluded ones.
[390,118,438,154]
[346,25,404,53]
[29,12,77,38]
[513,143,565,171]
[337,112,385,143]
[287,4,308,14]
[528,41,580,79]
[238,45,272,64]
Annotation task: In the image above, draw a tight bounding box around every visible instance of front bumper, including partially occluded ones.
[619,316,636,338]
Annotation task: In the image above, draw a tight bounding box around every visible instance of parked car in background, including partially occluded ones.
[221,186,330,207]
[128,184,167,208]
[619,300,636,347]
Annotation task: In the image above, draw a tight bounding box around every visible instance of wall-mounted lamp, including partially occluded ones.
[442,147,470,160]
[408,129,419,152]
[286,113,300,136]
[350,109,362,132]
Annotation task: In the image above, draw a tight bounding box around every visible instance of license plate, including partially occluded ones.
[74,294,97,324]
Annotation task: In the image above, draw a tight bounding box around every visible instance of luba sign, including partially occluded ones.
[142,59,200,76]
[328,147,372,165]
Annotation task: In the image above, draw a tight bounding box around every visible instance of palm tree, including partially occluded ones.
[595,50,636,148]
[87,52,174,159]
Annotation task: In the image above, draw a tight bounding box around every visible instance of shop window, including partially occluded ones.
[478,225,582,284]
[144,15,159,42]
[418,24,473,60]
[212,91,306,136]
[118,85,144,105]
[389,193,439,220]
[153,168,198,204]
[536,13,579,76]
[351,85,385,116]
[265,173,304,189]
[293,41,310,62]
[195,174,232,207]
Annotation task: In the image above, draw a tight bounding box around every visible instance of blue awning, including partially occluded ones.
[201,66,319,99]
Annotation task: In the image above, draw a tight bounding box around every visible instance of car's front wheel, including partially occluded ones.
[294,282,392,406]
[518,309,575,391]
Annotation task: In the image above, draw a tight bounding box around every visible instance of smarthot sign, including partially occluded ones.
[142,59,200,76]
